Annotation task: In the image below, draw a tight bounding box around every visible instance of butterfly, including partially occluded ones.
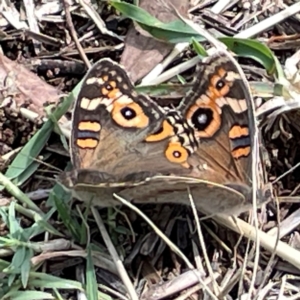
[58,51,271,216]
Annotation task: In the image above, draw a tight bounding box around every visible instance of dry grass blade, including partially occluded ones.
[214,215,300,270]
[113,193,219,299]
[91,207,139,300]
[23,0,41,54]
[235,2,300,38]
[188,188,220,296]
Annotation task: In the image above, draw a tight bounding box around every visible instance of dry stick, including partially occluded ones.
[247,58,261,300]
[62,0,91,69]
[186,217,205,270]
[91,207,139,300]
[255,281,274,300]
[277,274,287,300]
[113,195,193,268]
[173,272,221,300]
[272,161,300,185]
[237,216,252,297]
[98,284,129,300]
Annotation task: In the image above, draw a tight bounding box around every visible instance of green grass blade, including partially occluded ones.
[191,37,207,57]
[2,291,55,300]
[86,245,98,300]
[1,87,75,190]
[8,202,19,238]
[110,0,205,43]
[21,248,34,288]
[220,37,279,75]
[51,184,81,242]
[0,173,42,213]
[29,272,84,290]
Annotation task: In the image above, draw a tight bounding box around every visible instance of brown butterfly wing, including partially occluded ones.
[69,175,250,216]
[179,53,254,190]
[68,58,193,185]
[70,59,168,183]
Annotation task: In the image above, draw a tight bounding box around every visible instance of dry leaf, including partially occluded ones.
[120,0,189,82]
[0,54,62,116]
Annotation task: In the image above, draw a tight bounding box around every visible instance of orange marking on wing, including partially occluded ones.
[232,147,251,158]
[229,126,249,139]
[78,121,101,132]
[202,115,221,137]
[76,138,98,149]
[217,67,226,78]
[165,141,189,165]
[209,73,229,97]
[109,81,117,88]
[146,120,174,142]
[181,161,190,169]
[108,88,120,99]
[101,80,120,98]
[101,87,109,96]
[112,101,149,128]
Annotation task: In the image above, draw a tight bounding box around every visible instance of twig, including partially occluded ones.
[62,0,90,68]
[113,193,194,269]
[78,0,123,42]
[211,0,234,14]
[23,0,41,54]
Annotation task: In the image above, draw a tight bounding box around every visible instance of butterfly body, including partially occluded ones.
[59,52,271,215]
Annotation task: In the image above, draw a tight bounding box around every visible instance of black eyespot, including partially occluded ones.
[121,107,136,120]
[173,151,182,158]
[191,107,213,131]
[216,79,225,90]
[106,84,113,91]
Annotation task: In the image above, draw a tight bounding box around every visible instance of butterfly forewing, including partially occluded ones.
[70,59,169,181]
[179,53,255,187]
